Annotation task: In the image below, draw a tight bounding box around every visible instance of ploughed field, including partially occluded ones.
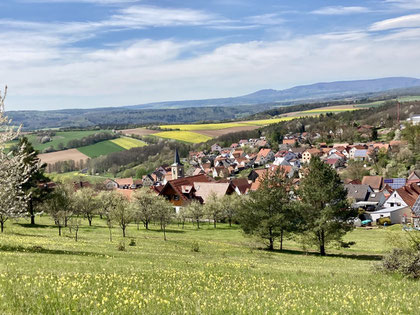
[0,217,419,314]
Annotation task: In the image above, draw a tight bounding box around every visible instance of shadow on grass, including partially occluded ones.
[0,244,104,257]
[263,248,383,261]
[12,232,48,238]
[144,229,186,234]
[16,223,50,229]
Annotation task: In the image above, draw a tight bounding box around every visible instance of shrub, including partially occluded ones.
[129,238,136,246]
[377,217,391,226]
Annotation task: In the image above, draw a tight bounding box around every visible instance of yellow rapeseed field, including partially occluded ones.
[110,137,147,150]
[153,131,213,143]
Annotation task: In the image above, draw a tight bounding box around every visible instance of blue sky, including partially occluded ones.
[1,0,420,110]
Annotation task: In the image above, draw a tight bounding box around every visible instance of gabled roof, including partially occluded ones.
[354,149,368,157]
[257,148,272,158]
[345,184,370,202]
[362,176,383,190]
[412,195,420,217]
[159,174,212,201]
[193,182,234,203]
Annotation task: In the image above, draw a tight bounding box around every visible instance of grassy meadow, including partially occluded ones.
[25,130,111,152]
[0,217,419,314]
[77,140,126,158]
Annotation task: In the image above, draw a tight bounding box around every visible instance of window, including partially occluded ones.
[174,195,180,201]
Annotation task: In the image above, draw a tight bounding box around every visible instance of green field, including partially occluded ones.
[77,140,126,158]
[0,217,419,314]
[25,130,111,152]
[110,137,147,150]
[153,131,213,143]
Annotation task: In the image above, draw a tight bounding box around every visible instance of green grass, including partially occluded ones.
[77,140,126,158]
[25,130,111,152]
[0,217,419,314]
[110,137,147,150]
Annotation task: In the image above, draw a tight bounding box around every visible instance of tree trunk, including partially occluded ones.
[137,222,140,230]
[88,217,92,226]
[320,229,326,256]
[182,220,185,229]
[268,227,274,250]
[29,199,35,225]
[58,225,61,236]
[145,221,149,230]
[163,225,167,241]
[109,228,112,242]
[229,218,232,227]
[75,229,78,242]
[213,217,216,229]
[280,229,284,251]
[1,221,4,233]
[197,219,200,229]
[122,226,126,237]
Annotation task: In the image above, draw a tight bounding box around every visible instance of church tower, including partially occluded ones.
[171,148,184,180]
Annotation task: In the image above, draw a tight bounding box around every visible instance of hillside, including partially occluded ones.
[5,77,420,131]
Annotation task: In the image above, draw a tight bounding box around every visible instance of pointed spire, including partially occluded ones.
[173,148,183,166]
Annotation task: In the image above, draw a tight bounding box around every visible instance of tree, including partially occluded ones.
[222,194,241,227]
[153,196,174,240]
[44,184,74,236]
[12,137,50,225]
[298,156,356,256]
[73,187,98,226]
[132,188,156,230]
[110,196,133,237]
[238,167,295,250]
[185,200,204,229]
[204,193,224,229]
[98,190,122,242]
[177,206,188,229]
[0,86,31,232]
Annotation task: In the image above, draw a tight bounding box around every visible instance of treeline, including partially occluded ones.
[66,132,117,149]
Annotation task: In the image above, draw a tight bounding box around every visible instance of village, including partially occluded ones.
[95,129,420,230]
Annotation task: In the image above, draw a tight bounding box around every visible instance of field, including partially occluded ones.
[77,140,126,158]
[25,130,110,152]
[153,131,213,143]
[38,149,90,166]
[0,217,419,314]
[122,128,158,137]
[110,137,147,150]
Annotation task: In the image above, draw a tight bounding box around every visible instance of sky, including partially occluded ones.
[1,0,420,110]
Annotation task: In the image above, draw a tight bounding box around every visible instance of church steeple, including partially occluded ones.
[171,148,184,180]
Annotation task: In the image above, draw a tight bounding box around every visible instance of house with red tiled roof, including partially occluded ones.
[282,138,296,145]
[301,148,322,164]
[158,174,213,211]
[255,148,274,165]
[362,176,383,192]
[383,182,420,209]
[193,182,237,204]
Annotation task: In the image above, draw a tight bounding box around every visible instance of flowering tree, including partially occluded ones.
[0,86,32,232]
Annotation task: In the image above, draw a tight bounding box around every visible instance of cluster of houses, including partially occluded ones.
[98,136,420,228]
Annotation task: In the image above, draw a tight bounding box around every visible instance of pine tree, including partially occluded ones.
[298,156,356,256]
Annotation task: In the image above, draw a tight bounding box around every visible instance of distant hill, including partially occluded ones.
[6,77,420,130]
[126,77,420,109]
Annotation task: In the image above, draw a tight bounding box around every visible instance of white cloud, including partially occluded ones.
[385,0,420,9]
[311,6,370,15]
[2,25,420,110]
[370,13,420,30]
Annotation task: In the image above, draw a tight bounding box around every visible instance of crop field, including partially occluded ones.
[38,149,90,166]
[0,218,419,314]
[153,131,213,143]
[25,130,111,152]
[160,122,247,131]
[110,137,147,150]
[77,140,126,158]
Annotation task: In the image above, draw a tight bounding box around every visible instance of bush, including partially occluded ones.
[377,217,391,226]
[129,238,136,246]
[379,231,420,279]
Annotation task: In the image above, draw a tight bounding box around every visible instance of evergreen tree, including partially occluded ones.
[238,167,295,251]
[13,137,50,225]
[298,156,356,256]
